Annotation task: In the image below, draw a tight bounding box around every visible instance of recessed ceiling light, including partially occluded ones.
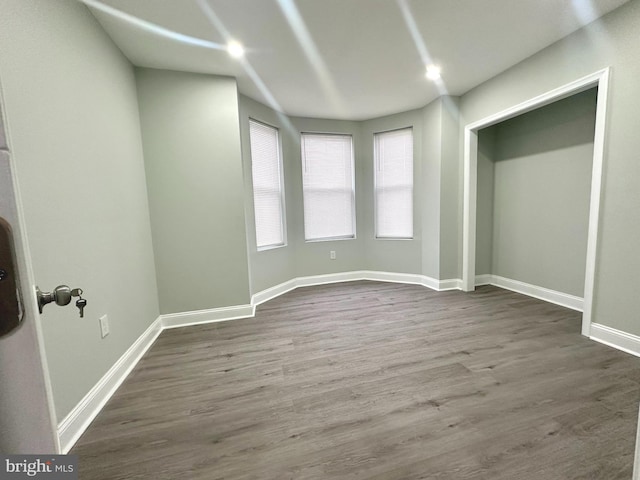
[227,40,245,58]
[426,65,441,80]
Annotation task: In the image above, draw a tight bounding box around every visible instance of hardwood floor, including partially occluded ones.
[72,282,640,479]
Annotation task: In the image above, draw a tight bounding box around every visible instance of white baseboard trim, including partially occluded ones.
[358,270,460,292]
[250,271,459,308]
[438,278,464,291]
[475,274,493,286]
[475,274,583,312]
[57,316,163,453]
[361,270,437,289]
[367,271,460,292]
[590,323,640,358]
[298,270,367,287]
[161,304,254,329]
[251,279,297,306]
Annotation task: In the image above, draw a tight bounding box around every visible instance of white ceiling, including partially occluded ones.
[87,0,628,120]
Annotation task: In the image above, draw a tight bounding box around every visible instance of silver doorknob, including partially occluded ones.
[36,285,73,314]
[36,285,86,317]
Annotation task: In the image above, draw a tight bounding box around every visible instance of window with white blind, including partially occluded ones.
[374,128,414,239]
[249,119,286,249]
[301,133,355,241]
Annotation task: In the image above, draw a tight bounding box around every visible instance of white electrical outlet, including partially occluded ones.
[330,250,336,260]
[99,314,110,339]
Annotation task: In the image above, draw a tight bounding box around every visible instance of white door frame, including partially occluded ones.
[462,67,611,337]
[0,78,59,452]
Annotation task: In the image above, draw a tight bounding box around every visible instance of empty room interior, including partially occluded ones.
[1,0,640,478]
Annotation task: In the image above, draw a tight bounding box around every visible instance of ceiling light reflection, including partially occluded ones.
[80,0,224,50]
[397,0,449,95]
[227,41,245,58]
[276,0,345,117]
[196,0,297,137]
[426,65,441,80]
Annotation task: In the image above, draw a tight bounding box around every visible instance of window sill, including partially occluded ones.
[257,243,287,252]
[375,237,414,241]
[304,236,356,243]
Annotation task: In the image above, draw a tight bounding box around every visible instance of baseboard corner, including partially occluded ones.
[251,279,297,307]
[475,274,493,286]
[57,316,163,453]
[438,278,463,291]
[479,275,583,312]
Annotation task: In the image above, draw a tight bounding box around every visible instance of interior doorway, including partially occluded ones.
[462,68,610,337]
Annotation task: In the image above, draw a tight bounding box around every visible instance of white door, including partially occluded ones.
[0,92,58,453]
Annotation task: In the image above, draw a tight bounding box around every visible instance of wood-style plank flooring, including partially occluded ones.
[72,282,640,479]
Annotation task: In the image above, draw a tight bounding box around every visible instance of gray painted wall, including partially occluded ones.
[136,69,251,313]
[288,116,366,277]
[238,97,368,293]
[0,0,159,420]
[238,95,297,294]
[238,95,451,293]
[493,90,595,296]
[476,128,496,276]
[476,90,596,295]
[360,109,423,274]
[460,0,640,334]
[439,97,462,280]
[421,100,443,279]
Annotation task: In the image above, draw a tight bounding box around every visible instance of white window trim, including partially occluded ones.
[249,118,287,251]
[373,126,414,240]
[301,132,357,242]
